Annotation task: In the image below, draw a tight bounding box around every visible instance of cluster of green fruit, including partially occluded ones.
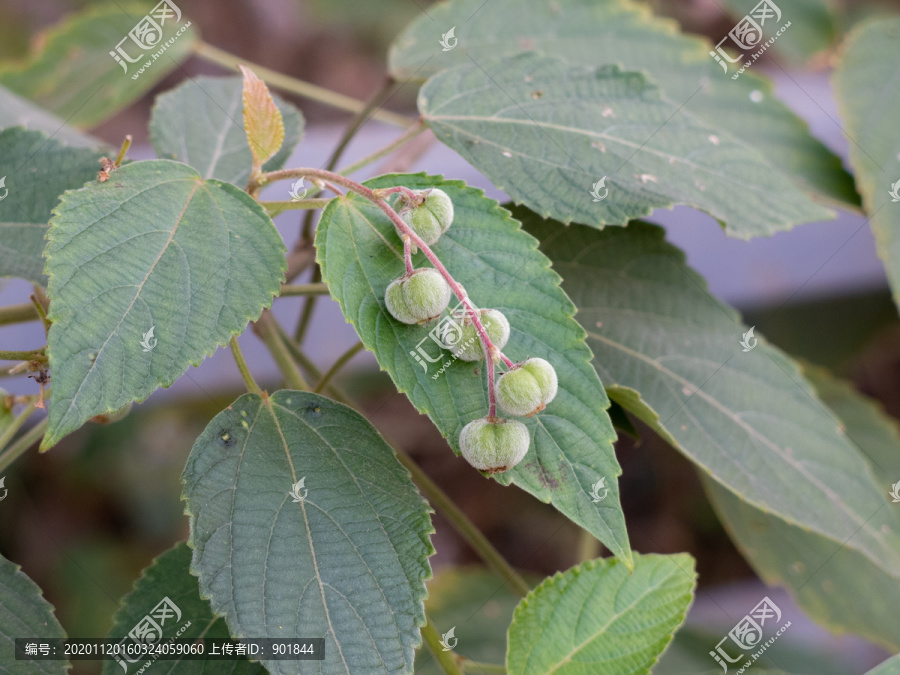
[383,188,558,474]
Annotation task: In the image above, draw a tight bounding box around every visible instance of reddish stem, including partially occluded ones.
[403,236,415,275]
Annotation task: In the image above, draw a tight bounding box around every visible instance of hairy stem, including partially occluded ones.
[315,342,363,394]
[262,198,333,215]
[0,418,47,471]
[114,134,132,167]
[421,616,464,675]
[395,451,530,597]
[191,41,411,128]
[254,311,309,390]
[0,303,39,327]
[279,282,330,296]
[0,349,47,362]
[229,336,262,396]
[338,118,428,176]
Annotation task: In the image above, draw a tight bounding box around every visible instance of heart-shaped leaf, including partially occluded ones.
[519,208,900,579]
[0,4,198,128]
[506,553,696,675]
[419,54,832,238]
[833,17,900,313]
[182,391,434,675]
[102,542,265,674]
[0,551,69,673]
[43,159,286,449]
[150,76,304,187]
[389,0,857,207]
[316,173,632,568]
[0,127,104,285]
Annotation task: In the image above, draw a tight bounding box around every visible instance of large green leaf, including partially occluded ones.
[316,173,632,567]
[704,364,900,651]
[0,127,104,285]
[42,159,287,449]
[102,542,264,675]
[833,18,900,311]
[150,76,305,187]
[506,553,695,675]
[0,551,69,674]
[0,4,198,128]
[182,390,434,675]
[0,85,107,149]
[418,54,832,238]
[388,0,857,207]
[520,209,900,579]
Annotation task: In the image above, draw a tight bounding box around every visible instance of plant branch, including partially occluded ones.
[29,294,51,334]
[461,661,507,674]
[254,311,309,390]
[191,41,412,128]
[0,401,37,453]
[0,418,47,472]
[0,349,47,362]
[338,118,428,176]
[421,616,464,675]
[262,198,333,215]
[114,134,132,167]
[315,342,363,393]
[395,451,530,597]
[279,282,330,296]
[229,336,262,396]
[325,76,397,172]
[293,266,322,344]
[0,303,40,327]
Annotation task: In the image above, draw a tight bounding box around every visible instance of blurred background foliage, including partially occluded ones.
[1,0,900,672]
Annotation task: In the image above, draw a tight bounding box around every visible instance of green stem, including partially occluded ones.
[325,77,397,172]
[577,530,601,563]
[0,401,37,452]
[0,303,39,327]
[0,350,46,362]
[191,41,411,128]
[315,342,363,393]
[421,616,464,675]
[229,336,262,396]
[395,451,530,598]
[461,661,507,674]
[255,312,309,390]
[262,199,333,215]
[338,118,428,176]
[279,282,330,296]
[293,266,322,345]
[115,134,132,167]
[29,294,51,334]
[0,418,47,471]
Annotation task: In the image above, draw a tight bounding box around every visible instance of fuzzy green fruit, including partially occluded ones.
[453,309,510,361]
[398,188,454,246]
[459,417,530,473]
[496,357,558,417]
[385,268,452,324]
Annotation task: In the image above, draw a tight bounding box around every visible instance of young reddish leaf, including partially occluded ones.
[239,65,285,174]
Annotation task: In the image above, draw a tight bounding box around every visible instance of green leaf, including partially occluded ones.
[419,54,832,238]
[0,551,69,673]
[506,553,695,675]
[414,567,522,674]
[868,653,900,675]
[102,542,265,675]
[0,127,104,285]
[388,0,857,207]
[0,84,108,149]
[520,209,900,579]
[182,390,434,675]
[43,159,286,449]
[316,173,632,567]
[0,4,198,128]
[833,18,900,312]
[239,66,286,174]
[704,364,900,651]
[150,76,304,187]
